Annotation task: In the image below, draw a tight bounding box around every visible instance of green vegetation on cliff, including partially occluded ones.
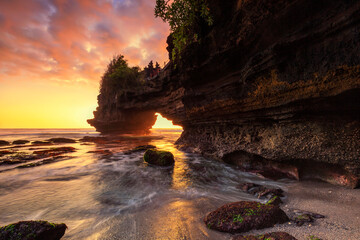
[155,0,213,61]
[100,54,143,94]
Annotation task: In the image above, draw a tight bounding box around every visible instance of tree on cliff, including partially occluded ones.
[100,54,142,93]
[155,0,213,61]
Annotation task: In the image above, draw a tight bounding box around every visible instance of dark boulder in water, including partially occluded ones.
[0,220,67,240]
[12,140,30,145]
[0,140,10,146]
[204,201,289,233]
[31,141,52,145]
[233,232,297,240]
[80,136,108,143]
[143,149,175,166]
[33,147,76,157]
[0,152,39,165]
[46,138,77,144]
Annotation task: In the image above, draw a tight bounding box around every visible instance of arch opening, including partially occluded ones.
[151,113,183,129]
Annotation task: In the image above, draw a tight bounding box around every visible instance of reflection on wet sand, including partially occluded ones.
[150,198,225,240]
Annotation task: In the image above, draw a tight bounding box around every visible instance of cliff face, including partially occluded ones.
[88,0,360,188]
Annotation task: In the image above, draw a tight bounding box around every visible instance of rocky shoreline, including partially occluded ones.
[87,0,360,189]
[1,135,359,239]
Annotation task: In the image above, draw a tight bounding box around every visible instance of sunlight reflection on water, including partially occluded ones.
[0,128,290,239]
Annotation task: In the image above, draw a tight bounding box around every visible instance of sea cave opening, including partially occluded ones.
[151,113,183,130]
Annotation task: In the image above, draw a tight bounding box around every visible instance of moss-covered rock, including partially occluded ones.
[0,220,67,240]
[233,232,297,240]
[287,209,325,227]
[294,214,313,226]
[238,183,284,206]
[143,149,175,166]
[204,201,289,233]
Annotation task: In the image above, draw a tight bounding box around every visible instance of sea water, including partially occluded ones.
[0,128,290,239]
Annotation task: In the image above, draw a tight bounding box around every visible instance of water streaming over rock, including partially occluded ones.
[0,128,291,239]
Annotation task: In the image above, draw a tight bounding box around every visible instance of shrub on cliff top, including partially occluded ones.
[100,54,143,93]
[155,0,213,61]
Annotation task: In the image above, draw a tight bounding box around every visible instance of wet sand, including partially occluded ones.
[1,129,359,240]
[75,180,360,240]
[233,180,360,240]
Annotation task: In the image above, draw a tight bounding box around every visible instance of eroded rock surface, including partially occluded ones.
[88,0,360,187]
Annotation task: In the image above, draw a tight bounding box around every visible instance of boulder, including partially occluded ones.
[33,147,76,157]
[46,138,76,144]
[0,140,10,146]
[233,232,297,240]
[31,141,52,145]
[204,201,289,233]
[0,153,39,165]
[12,140,30,145]
[238,183,284,205]
[287,209,325,226]
[80,136,108,143]
[0,220,67,240]
[143,149,175,166]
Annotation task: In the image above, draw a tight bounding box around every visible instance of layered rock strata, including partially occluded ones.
[88,0,360,187]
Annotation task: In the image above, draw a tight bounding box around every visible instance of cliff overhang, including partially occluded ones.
[88,0,360,188]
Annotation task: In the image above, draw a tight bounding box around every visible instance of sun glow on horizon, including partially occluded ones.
[0,80,98,128]
[152,113,182,129]
[0,0,170,129]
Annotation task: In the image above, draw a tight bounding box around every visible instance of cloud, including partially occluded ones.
[0,0,170,84]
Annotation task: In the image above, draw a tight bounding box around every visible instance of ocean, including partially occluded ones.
[0,128,289,239]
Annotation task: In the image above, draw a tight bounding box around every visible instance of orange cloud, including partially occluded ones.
[0,0,170,128]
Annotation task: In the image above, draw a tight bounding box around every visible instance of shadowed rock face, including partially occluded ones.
[88,0,360,187]
[88,109,158,134]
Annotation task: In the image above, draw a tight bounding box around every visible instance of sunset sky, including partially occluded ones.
[0,0,170,128]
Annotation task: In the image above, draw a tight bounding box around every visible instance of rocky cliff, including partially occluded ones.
[88,0,360,188]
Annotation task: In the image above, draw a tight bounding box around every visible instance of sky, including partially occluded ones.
[0,0,171,128]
